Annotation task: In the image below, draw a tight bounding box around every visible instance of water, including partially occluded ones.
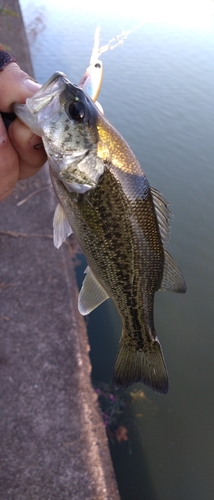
[19,1,214,498]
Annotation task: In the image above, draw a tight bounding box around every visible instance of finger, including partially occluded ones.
[0,62,41,112]
[0,115,19,201]
[8,118,47,179]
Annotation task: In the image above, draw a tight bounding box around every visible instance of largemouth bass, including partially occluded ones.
[14,72,186,394]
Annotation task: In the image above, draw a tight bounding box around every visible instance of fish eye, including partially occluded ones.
[68,101,85,122]
[95,62,101,69]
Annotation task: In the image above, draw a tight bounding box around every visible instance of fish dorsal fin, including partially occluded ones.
[150,187,171,245]
[78,267,109,315]
[159,249,186,293]
[53,202,73,249]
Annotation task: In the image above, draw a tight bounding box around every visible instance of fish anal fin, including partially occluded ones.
[78,267,109,315]
[160,249,186,293]
[53,202,73,249]
[113,337,169,394]
[150,186,171,245]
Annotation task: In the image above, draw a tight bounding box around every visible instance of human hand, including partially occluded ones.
[0,59,47,201]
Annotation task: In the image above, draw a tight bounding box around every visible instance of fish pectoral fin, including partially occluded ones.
[159,249,187,293]
[53,202,73,249]
[78,267,109,315]
[113,337,169,394]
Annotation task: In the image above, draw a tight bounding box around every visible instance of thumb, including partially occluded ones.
[0,62,41,112]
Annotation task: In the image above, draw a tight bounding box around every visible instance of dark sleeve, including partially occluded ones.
[0,49,16,71]
[0,49,17,127]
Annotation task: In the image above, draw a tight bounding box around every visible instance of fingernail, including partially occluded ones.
[24,78,41,93]
[0,114,7,145]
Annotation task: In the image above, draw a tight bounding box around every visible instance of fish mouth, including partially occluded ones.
[13,72,69,137]
[39,71,68,91]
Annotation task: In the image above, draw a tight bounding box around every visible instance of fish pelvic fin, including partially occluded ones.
[78,267,109,315]
[160,249,187,293]
[53,202,73,249]
[113,337,169,394]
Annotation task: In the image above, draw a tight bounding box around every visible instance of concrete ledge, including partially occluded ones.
[0,2,120,499]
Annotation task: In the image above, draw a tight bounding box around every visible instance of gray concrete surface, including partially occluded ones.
[0,2,120,499]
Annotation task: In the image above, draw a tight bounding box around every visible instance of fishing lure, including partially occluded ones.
[79,25,141,104]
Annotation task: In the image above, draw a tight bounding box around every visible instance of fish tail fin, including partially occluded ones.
[113,336,169,394]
